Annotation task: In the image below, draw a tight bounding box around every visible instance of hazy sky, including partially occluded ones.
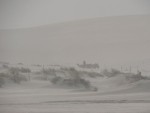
[0,15,150,67]
[0,0,150,29]
[0,0,150,68]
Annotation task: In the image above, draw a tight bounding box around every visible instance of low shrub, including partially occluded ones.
[19,67,31,73]
[102,68,122,77]
[0,77,5,87]
[9,67,27,84]
[50,76,91,89]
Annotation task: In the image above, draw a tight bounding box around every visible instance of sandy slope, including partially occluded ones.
[1,76,150,113]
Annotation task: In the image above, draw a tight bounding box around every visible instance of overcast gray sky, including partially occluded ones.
[0,0,150,29]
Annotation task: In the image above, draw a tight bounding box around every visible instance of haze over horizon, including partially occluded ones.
[0,0,150,69]
[0,15,150,68]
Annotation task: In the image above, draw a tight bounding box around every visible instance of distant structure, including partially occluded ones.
[137,70,142,76]
[77,61,99,69]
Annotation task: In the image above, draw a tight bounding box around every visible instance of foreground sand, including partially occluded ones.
[0,80,150,113]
